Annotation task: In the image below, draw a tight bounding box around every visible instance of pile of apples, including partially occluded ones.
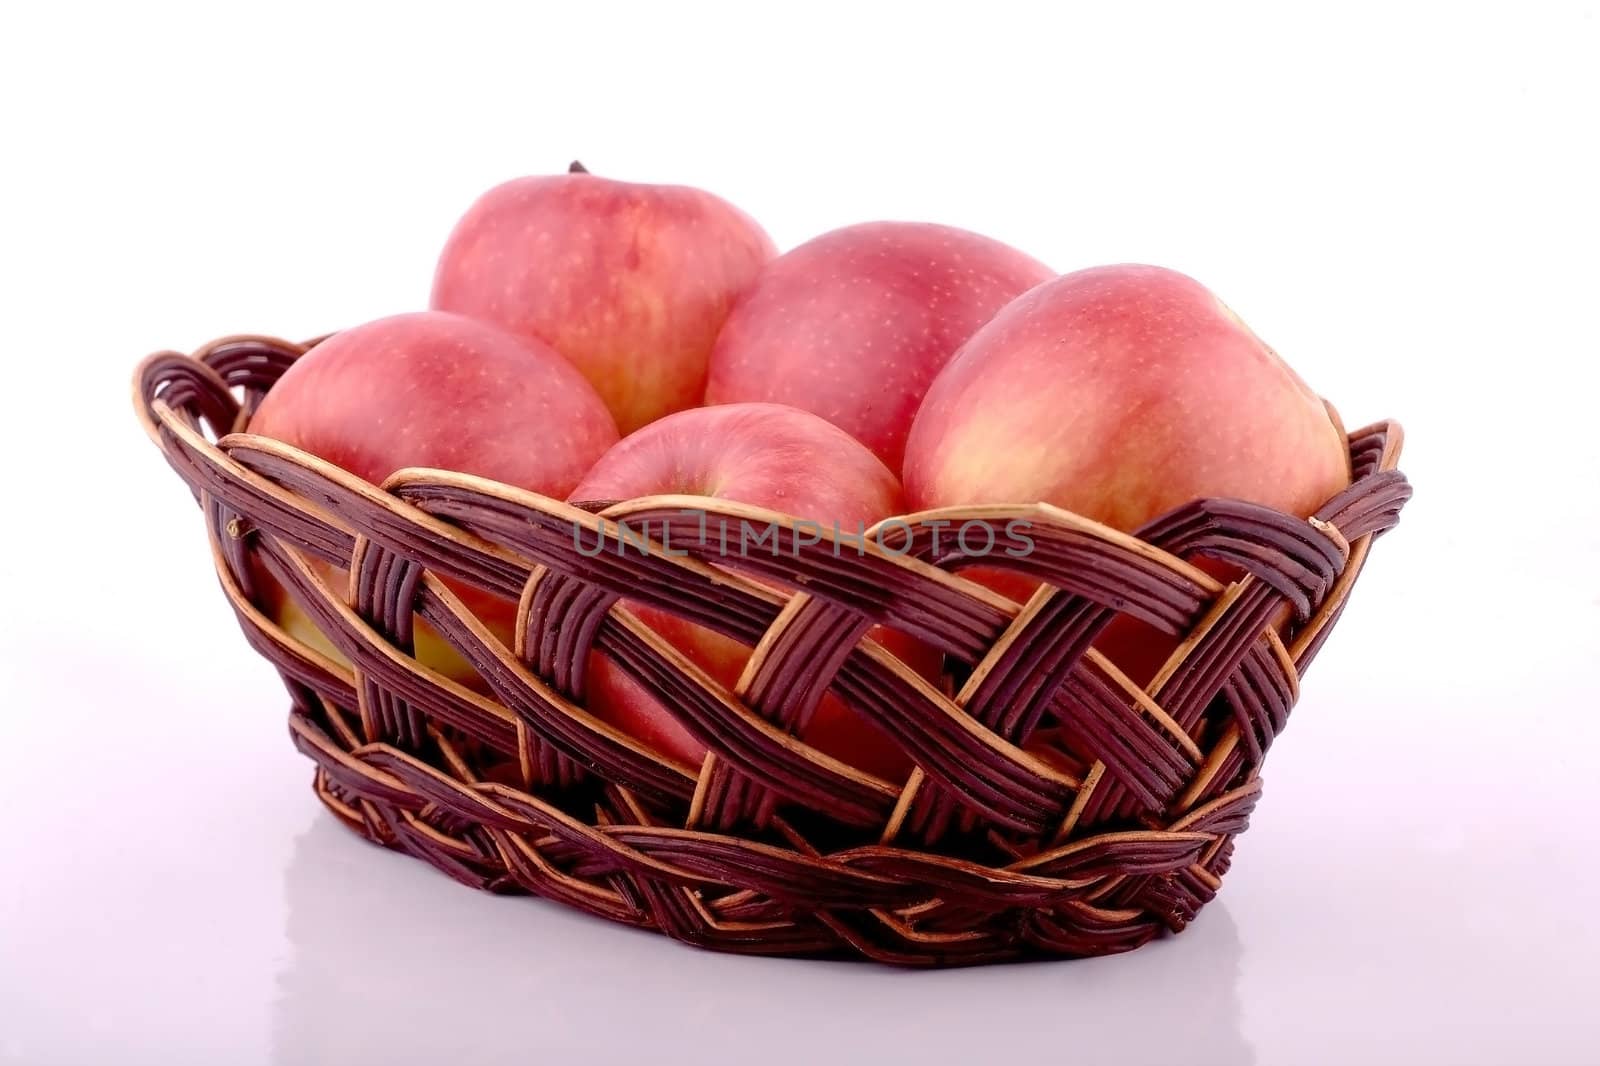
[252,163,1351,783]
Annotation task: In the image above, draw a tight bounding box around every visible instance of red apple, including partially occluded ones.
[431,164,777,434]
[704,221,1052,470]
[248,311,620,683]
[570,402,938,780]
[904,264,1351,682]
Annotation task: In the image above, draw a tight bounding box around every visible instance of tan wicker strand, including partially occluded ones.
[135,335,1409,966]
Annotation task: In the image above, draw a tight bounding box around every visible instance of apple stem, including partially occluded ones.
[568,160,589,174]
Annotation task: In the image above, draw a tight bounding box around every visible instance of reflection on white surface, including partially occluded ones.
[272,814,1253,1066]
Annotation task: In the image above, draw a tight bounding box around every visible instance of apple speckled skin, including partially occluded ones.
[570,402,937,781]
[705,222,1053,471]
[251,311,618,496]
[248,311,620,683]
[905,264,1352,687]
[433,168,777,435]
[904,264,1350,532]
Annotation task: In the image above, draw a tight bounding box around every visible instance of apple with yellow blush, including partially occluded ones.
[246,311,619,686]
[904,264,1351,683]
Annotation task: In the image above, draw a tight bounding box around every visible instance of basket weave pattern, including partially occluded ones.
[136,334,1410,965]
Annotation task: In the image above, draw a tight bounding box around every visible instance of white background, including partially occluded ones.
[3,3,1598,1064]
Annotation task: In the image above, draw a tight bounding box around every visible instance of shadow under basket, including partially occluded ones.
[135,334,1411,967]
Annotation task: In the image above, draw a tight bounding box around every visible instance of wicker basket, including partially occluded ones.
[134,333,1410,966]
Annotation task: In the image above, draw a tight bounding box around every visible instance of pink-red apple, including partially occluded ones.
[431,164,776,434]
[570,402,938,780]
[904,264,1351,682]
[704,222,1052,470]
[248,311,620,683]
